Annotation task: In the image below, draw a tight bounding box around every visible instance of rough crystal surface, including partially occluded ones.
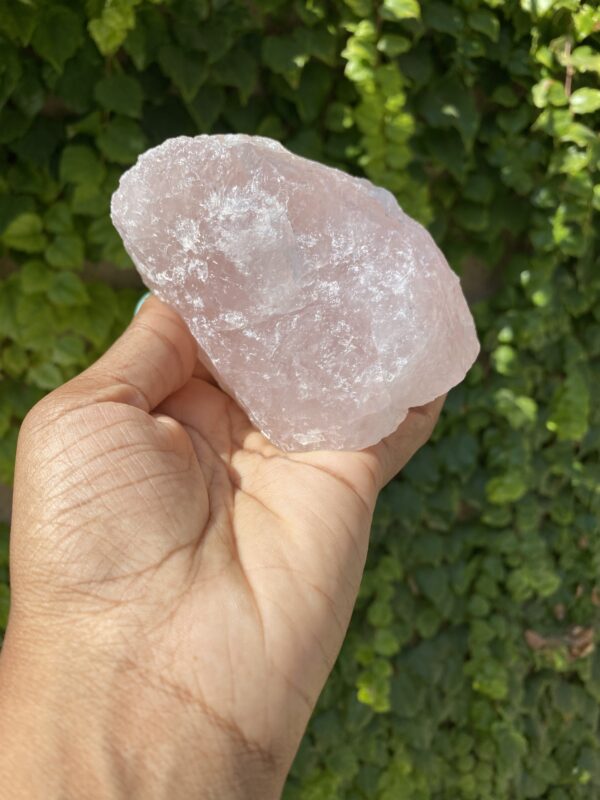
[111,134,480,452]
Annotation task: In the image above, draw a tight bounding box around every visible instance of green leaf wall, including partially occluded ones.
[1,1,599,797]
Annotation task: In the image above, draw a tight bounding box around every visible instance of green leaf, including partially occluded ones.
[547,368,590,441]
[44,202,74,234]
[423,0,464,36]
[123,8,168,71]
[2,212,46,252]
[212,47,258,104]
[532,79,568,108]
[262,35,310,87]
[382,0,421,20]
[45,233,85,269]
[0,196,35,236]
[88,0,137,56]
[0,279,18,339]
[423,1,463,34]
[377,34,411,57]
[0,2,39,46]
[94,73,143,118]
[48,272,89,307]
[295,61,334,123]
[12,65,45,117]
[31,6,83,72]
[186,85,225,132]
[55,42,102,114]
[27,363,64,390]
[59,144,107,186]
[467,9,500,41]
[574,4,600,40]
[2,343,28,377]
[0,43,22,112]
[570,45,600,74]
[158,45,207,103]
[20,260,53,294]
[10,117,63,166]
[570,87,600,114]
[70,284,116,348]
[70,182,110,217]
[15,294,55,350]
[486,471,529,504]
[96,117,147,164]
[52,334,86,367]
[0,107,29,144]
[419,76,480,147]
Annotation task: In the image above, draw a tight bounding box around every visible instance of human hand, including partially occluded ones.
[0,297,444,800]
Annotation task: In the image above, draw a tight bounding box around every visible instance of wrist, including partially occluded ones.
[0,626,284,800]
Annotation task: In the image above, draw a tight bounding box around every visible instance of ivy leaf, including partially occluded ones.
[97,117,147,164]
[423,2,463,34]
[124,8,168,71]
[45,233,85,269]
[186,85,225,132]
[60,144,106,186]
[48,272,89,307]
[20,260,53,295]
[0,44,22,111]
[0,107,29,144]
[88,0,137,56]
[570,87,600,114]
[44,202,74,235]
[94,73,143,118]
[486,471,529,504]
[547,368,590,440]
[295,61,334,123]
[382,0,421,21]
[467,9,500,42]
[15,294,55,350]
[569,45,600,74]
[419,76,480,148]
[1,212,47,252]
[0,2,39,46]
[12,65,45,117]
[31,6,83,72]
[158,45,207,103]
[2,343,28,378]
[10,117,63,166]
[377,35,412,57]
[55,42,102,114]
[52,334,86,367]
[212,48,257,104]
[70,284,116,348]
[27,363,64,391]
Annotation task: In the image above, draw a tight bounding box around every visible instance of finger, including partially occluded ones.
[367,394,446,487]
[55,296,198,412]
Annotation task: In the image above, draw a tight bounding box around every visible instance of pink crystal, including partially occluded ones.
[111,134,480,452]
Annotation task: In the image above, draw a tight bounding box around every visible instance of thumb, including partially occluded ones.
[54,295,197,412]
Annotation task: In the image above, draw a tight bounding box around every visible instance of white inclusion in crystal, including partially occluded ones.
[175,218,202,250]
[188,258,208,282]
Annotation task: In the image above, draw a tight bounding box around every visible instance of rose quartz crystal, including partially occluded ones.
[111,134,479,452]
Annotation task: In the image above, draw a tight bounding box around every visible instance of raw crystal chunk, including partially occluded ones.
[111,134,480,452]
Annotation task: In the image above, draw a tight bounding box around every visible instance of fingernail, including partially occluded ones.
[133,291,152,316]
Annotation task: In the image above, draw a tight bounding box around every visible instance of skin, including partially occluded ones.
[0,297,444,799]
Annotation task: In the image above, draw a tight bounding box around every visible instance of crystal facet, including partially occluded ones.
[111,134,480,452]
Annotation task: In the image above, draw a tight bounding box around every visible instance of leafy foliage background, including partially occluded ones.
[1,0,599,797]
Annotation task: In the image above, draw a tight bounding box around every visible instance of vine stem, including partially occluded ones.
[564,38,574,97]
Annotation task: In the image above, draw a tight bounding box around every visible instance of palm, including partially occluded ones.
[8,298,442,787]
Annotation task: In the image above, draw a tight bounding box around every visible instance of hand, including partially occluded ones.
[0,297,444,800]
